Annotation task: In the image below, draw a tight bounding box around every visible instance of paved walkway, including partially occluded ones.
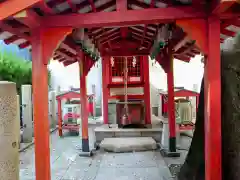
[20,128,173,180]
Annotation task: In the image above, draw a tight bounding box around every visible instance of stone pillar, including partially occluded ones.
[16,95,21,149]
[92,84,96,117]
[49,91,57,128]
[0,81,19,180]
[21,85,33,143]
[158,94,162,118]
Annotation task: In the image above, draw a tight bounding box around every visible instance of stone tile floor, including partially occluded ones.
[19,128,174,180]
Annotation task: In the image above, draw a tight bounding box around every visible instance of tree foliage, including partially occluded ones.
[0,51,51,94]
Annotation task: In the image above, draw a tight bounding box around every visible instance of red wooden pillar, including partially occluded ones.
[31,27,71,180]
[166,53,177,152]
[142,56,151,124]
[79,54,90,153]
[57,99,63,136]
[102,56,110,124]
[205,17,221,180]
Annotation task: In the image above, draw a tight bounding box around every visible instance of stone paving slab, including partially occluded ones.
[19,128,176,180]
[100,137,157,152]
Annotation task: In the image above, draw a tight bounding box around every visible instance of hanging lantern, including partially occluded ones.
[111,56,114,67]
[132,56,136,67]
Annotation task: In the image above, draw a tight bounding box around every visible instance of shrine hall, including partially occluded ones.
[0,0,239,180]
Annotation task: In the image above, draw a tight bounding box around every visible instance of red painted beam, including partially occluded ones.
[63,60,77,67]
[105,40,139,49]
[99,31,120,43]
[95,28,119,40]
[221,19,240,29]
[0,0,41,20]
[19,41,30,49]
[4,35,19,44]
[175,41,195,55]
[221,27,236,37]
[141,0,155,46]
[42,7,206,28]
[55,50,76,62]
[14,9,42,28]
[174,54,191,62]
[101,49,149,56]
[101,36,120,45]
[88,0,97,12]
[173,33,189,52]
[212,0,236,14]
[0,22,31,41]
[53,54,61,60]
[66,0,77,12]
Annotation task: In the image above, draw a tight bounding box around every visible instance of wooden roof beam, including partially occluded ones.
[88,0,110,49]
[212,0,237,14]
[88,0,97,12]
[42,7,206,28]
[141,0,155,46]
[19,41,30,49]
[13,9,42,28]
[101,49,149,56]
[66,0,77,12]
[99,31,120,43]
[0,0,42,21]
[174,54,191,62]
[116,0,129,40]
[100,35,120,45]
[173,33,189,52]
[94,28,119,40]
[63,60,77,67]
[0,22,31,41]
[55,49,76,62]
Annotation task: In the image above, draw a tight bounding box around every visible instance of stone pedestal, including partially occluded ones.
[161,119,180,149]
[21,85,33,143]
[0,81,19,180]
[49,91,57,128]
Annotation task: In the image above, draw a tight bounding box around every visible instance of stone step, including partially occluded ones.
[100,137,157,153]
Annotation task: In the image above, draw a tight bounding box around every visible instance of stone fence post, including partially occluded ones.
[21,85,33,143]
[49,91,57,128]
[0,81,19,180]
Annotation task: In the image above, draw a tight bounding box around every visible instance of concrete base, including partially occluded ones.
[100,137,157,152]
[79,150,94,157]
[94,124,163,145]
[160,148,181,157]
[161,120,181,149]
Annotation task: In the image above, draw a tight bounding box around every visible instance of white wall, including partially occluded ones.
[48,55,204,109]
[149,55,204,93]
[48,59,102,106]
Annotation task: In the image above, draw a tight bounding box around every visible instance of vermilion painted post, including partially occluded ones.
[57,99,63,137]
[102,56,109,124]
[31,27,72,180]
[166,54,177,152]
[79,55,90,152]
[31,29,51,180]
[205,16,221,180]
[142,56,151,124]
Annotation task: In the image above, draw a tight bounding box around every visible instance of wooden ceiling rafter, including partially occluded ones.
[0,0,238,65]
[13,8,42,28]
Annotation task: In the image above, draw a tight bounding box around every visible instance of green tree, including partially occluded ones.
[0,51,51,94]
